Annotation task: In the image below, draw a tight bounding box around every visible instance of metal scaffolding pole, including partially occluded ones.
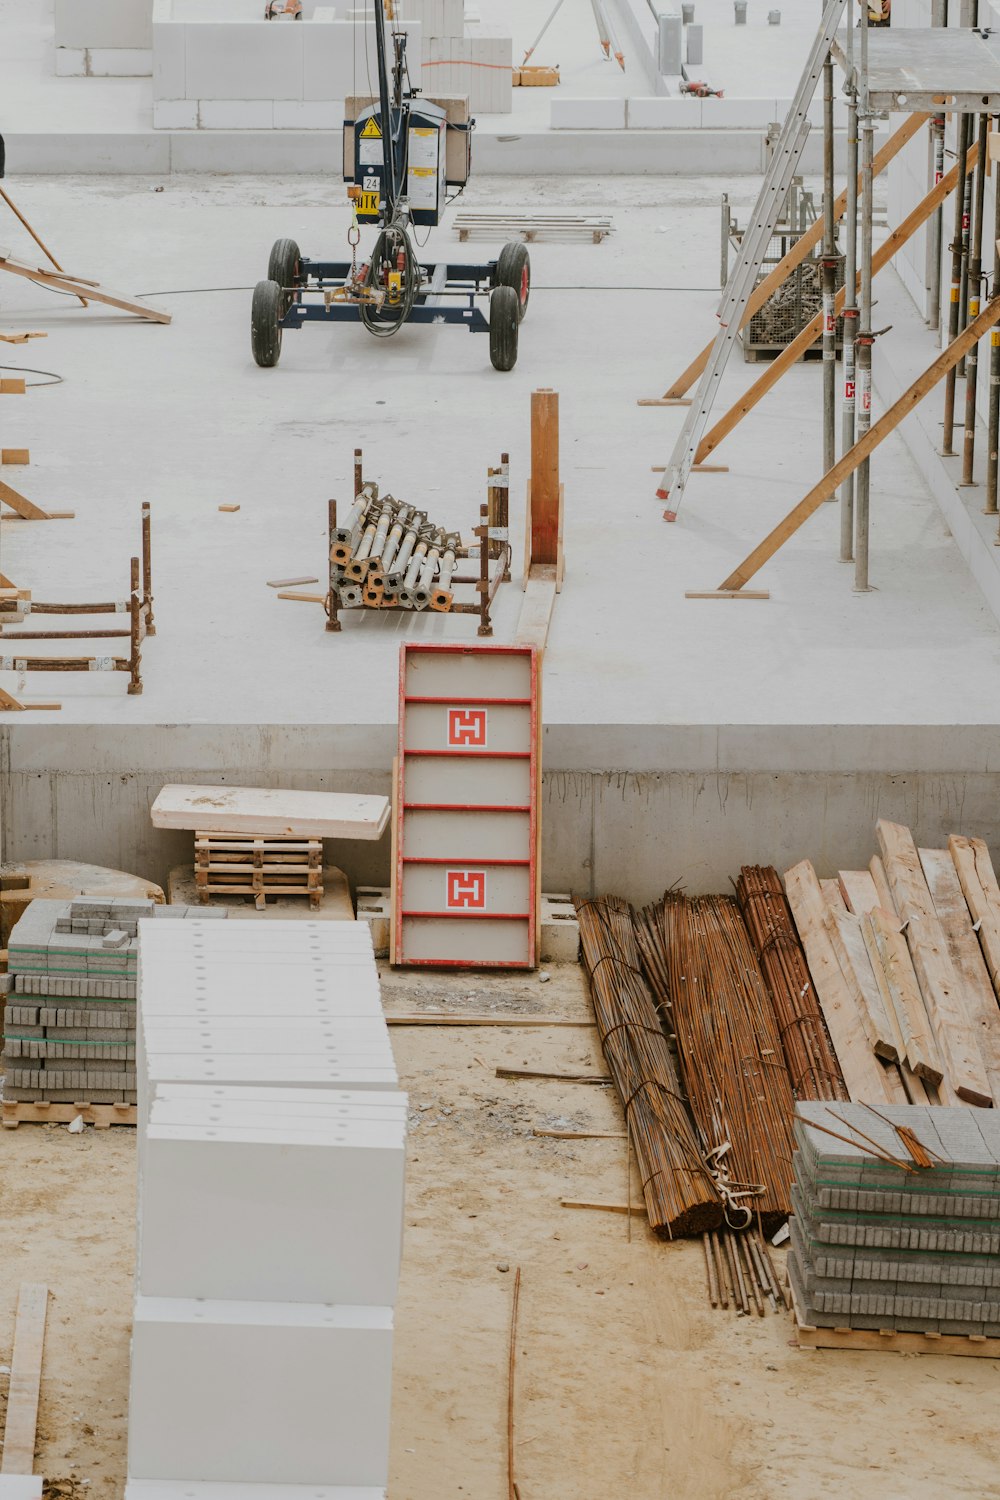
[987,140,1000,516]
[962,113,989,485]
[854,10,873,592]
[943,113,972,453]
[928,113,945,333]
[840,90,859,562]
[822,49,838,480]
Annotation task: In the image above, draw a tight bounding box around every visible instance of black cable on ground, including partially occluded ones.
[0,363,63,386]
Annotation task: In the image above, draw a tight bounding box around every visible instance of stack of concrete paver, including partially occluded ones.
[126,918,403,1499]
[789,1101,1000,1339]
[3,898,226,1105]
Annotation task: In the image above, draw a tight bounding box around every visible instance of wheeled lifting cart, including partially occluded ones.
[250,11,530,371]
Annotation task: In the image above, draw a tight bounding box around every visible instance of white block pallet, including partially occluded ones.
[139,1111,405,1303]
[128,1298,393,1486]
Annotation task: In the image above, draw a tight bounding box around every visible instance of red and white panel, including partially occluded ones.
[394,643,539,967]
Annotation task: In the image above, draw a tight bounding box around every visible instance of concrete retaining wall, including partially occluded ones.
[4,726,1000,907]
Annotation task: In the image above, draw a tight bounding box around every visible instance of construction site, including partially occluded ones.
[4,0,1000,1496]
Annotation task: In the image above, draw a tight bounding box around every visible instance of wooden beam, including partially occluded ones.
[877,820,992,1107]
[646,112,929,402]
[716,292,1000,591]
[514,564,557,650]
[869,854,897,915]
[385,1014,594,1027]
[0,253,171,324]
[919,847,1000,1102]
[783,859,900,1105]
[0,1283,48,1475]
[528,389,559,567]
[949,834,1000,1006]
[1,450,29,466]
[825,904,900,1062]
[838,870,880,916]
[0,687,61,712]
[863,907,943,1085]
[684,590,769,600]
[695,139,978,466]
[0,481,73,522]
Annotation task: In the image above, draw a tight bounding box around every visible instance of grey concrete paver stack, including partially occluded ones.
[789,1101,1000,1338]
[3,898,226,1104]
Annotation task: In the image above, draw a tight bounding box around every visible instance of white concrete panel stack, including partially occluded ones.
[127,919,404,1497]
[152,2,422,129]
[421,29,512,114]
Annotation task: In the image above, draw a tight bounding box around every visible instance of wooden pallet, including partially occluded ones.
[1,1100,136,1128]
[792,1287,1000,1359]
[454,213,613,244]
[194,831,323,911]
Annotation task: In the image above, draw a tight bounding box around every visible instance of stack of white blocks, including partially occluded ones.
[126,919,406,1499]
[152,1,422,130]
[360,0,511,114]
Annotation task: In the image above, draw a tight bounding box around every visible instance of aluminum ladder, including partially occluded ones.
[656,0,848,520]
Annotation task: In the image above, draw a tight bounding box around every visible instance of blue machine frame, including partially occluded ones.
[279,255,496,335]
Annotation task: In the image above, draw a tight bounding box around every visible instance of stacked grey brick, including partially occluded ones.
[789,1101,1000,1339]
[4,898,227,1104]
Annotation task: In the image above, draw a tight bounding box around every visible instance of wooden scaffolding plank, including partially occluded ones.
[862,907,943,1086]
[0,252,171,324]
[784,859,900,1105]
[649,112,928,402]
[949,834,1000,1006]
[877,820,992,1107]
[715,292,1000,591]
[920,846,1000,1102]
[693,137,976,465]
[151,784,389,839]
[838,870,880,916]
[825,905,900,1061]
[869,855,897,915]
[0,1283,48,1475]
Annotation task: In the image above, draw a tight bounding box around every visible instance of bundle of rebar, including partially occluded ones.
[575,896,722,1238]
[735,865,848,1102]
[330,481,460,613]
[702,1225,791,1319]
[635,893,796,1230]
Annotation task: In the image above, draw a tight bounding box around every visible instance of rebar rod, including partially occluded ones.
[854,99,875,592]
[928,113,945,332]
[988,144,1000,516]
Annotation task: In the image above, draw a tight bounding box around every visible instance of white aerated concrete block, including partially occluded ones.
[184,23,304,100]
[88,47,152,74]
[55,48,87,76]
[152,9,186,100]
[125,1484,384,1499]
[139,1115,405,1303]
[55,0,152,49]
[197,100,276,130]
[627,97,699,128]
[550,97,627,130]
[128,1298,393,1487]
[0,1479,44,1499]
[304,20,421,100]
[153,99,198,128]
[274,101,343,129]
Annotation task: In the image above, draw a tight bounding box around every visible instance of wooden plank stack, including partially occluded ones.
[194,831,323,911]
[785,820,1000,1111]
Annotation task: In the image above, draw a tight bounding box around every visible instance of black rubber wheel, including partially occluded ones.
[497,241,530,322]
[489,285,519,372]
[267,237,301,316]
[251,278,283,368]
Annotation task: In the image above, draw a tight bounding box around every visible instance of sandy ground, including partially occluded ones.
[1,961,999,1500]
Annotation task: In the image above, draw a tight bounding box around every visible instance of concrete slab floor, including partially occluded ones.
[2,170,1000,742]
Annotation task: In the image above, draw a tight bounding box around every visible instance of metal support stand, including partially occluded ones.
[943,113,972,454]
[958,124,974,376]
[854,11,874,593]
[928,113,945,332]
[822,50,838,483]
[988,143,1000,516]
[840,92,859,562]
[962,113,989,485]
[326,499,342,631]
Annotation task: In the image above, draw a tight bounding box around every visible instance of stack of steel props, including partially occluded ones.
[330,482,461,612]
